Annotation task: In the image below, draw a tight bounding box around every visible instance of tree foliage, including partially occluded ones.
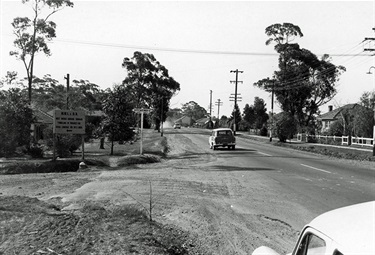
[101,86,135,155]
[242,98,269,132]
[253,97,268,129]
[218,115,229,128]
[255,23,345,137]
[243,104,255,128]
[330,106,374,138]
[265,23,304,46]
[228,104,242,130]
[10,0,74,103]
[70,79,105,111]
[181,101,207,122]
[275,112,297,142]
[359,90,375,109]
[26,75,105,112]
[0,88,34,156]
[0,71,21,88]
[122,51,180,130]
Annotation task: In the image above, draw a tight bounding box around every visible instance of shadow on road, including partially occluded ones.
[207,165,275,171]
[213,148,257,152]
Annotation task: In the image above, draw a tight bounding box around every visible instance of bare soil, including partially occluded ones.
[0,130,299,254]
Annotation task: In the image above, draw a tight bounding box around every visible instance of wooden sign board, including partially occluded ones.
[53,110,85,134]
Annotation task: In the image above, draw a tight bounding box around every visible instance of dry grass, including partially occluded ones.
[0,196,200,255]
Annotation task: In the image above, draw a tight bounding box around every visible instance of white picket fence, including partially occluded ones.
[296,134,374,147]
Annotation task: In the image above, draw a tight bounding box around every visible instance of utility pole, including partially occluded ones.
[364,28,375,156]
[64,73,70,110]
[160,97,164,137]
[230,69,243,135]
[215,99,223,119]
[270,81,275,142]
[364,27,375,53]
[209,90,213,120]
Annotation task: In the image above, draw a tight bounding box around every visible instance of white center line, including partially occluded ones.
[301,164,332,174]
[258,151,272,157]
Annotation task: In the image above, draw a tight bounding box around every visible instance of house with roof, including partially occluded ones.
[174,115,193,127]
[31,109,53,141]
[194,117,215,128]
[317,104,366,133]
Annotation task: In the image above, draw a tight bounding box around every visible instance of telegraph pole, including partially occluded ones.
[160,97,164,137]
[230,69,243,134]
[64,73,70,110]
[364,27,375,53]
[209,90,213,120]
[364,28,375,156]
[215,99,223,119]
[270,82,275,142]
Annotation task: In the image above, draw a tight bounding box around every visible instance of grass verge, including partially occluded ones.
[237,133,374,162]
[274,142,375,162]
[0,131,168,174]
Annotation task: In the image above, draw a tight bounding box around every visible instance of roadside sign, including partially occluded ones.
[133,108,152,114]
[132,108,152,155]
[53,110,85,134]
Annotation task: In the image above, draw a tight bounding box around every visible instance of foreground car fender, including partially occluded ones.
[251,201,375,255]
[252,246,281,255]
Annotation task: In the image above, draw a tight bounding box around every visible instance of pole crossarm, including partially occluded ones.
[364,28,375,52]
[230,69,243,134]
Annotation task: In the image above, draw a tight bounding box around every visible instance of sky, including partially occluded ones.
[1,0,375,117]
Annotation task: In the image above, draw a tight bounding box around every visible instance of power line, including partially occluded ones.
[51,38,371,57]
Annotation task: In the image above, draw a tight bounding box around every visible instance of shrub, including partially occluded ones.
[2,160,81,174]
[260,125,268,136]
[276,112,297,142]
[328,120,343,136]
[43,128,82,158]
[28,143,44,158]
[0,89,33,157]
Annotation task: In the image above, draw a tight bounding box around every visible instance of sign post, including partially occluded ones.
[133,108,152,155]
[53,110,86,160]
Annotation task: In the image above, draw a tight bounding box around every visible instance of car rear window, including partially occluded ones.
[217,131,232,136]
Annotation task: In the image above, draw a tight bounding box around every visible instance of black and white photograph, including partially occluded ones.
[0,0,374,254]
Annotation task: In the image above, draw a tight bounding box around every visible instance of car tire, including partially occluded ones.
[232,146,235,150]
[213,146,216,150]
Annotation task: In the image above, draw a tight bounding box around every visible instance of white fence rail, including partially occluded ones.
[296,134,374,147]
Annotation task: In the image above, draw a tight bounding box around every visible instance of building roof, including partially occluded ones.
[308,201,375,254]
[33,109,53,124]
[195,117,210,124]
[86,110,105,117]
[318,104,357,121]
[174,115,191,123]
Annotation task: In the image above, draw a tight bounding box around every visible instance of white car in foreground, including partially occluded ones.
[252,201,375,255]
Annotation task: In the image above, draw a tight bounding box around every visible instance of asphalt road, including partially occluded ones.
[168,128,375,231]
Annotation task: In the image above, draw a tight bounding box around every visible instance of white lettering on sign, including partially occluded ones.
[53,110,85,134]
